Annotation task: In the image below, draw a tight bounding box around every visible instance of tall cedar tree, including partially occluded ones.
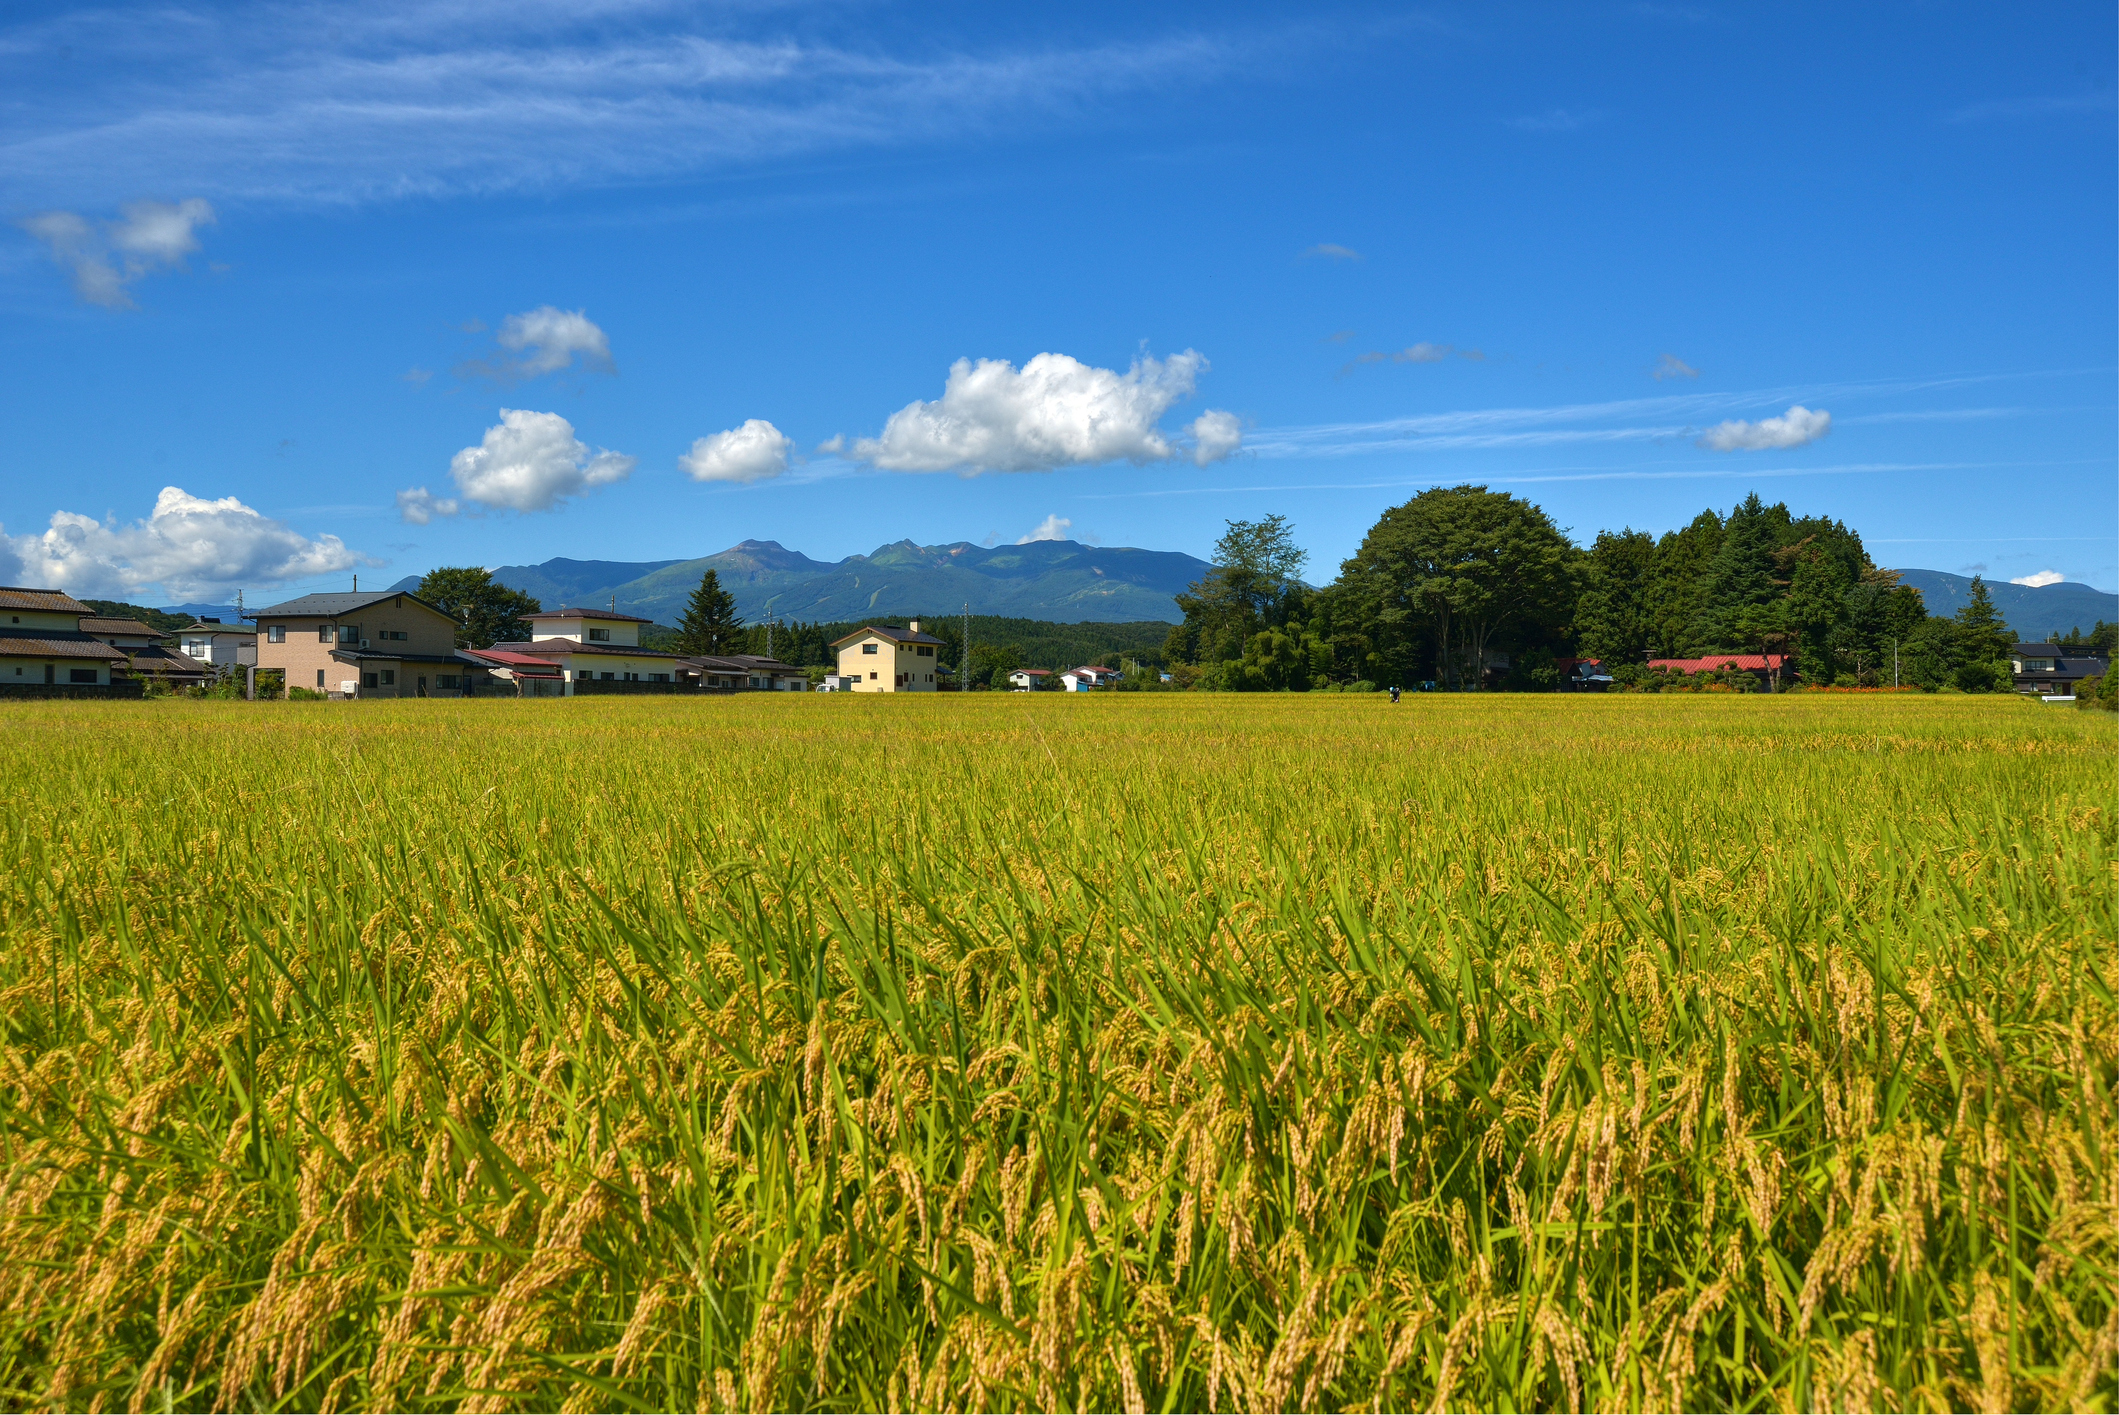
[1574,530,1658,667]
[416,567,542,648]
[677,570,743,655]
[1952,576,2013,663]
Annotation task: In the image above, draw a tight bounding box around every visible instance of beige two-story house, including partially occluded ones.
[251,589,465,698]
[0,586,127,693]
[490,607,686,694]
[831,622,945,692]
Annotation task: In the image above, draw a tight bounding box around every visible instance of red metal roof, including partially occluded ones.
[462,648,563,676]
[1648,653,1788,673]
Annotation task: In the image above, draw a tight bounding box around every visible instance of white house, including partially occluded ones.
[490,607,687,694]
[1007,668,1054,691]
[1061,665,1123,692]
[177,618,257,669]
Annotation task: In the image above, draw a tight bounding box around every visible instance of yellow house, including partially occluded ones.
[831,621,945,692]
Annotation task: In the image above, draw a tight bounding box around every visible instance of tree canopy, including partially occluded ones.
[415,567,541,648]
[675,570,743,656]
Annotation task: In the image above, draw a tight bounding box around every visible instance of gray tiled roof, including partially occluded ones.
[250,590,448,619]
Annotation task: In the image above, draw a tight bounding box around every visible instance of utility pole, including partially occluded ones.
[1893,638,1899,689]
[963,602,971,691]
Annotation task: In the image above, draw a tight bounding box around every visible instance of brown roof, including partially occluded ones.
[78,617,169,637]
[179,619,255,636]
[122,646,211,679]
[0,586,94,615]
[0,634,127,661]
[527,606,656,625]
[830,625,947,649]
[680,654,801,672]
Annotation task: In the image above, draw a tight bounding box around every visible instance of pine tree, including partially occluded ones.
[1952,576,2013,663]
[676,570,743,656]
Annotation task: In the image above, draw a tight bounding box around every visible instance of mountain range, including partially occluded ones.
[328,545,2112,641]
[409,539,1220,625]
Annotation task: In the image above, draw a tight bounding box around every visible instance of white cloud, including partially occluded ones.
[850,351,1235,474]
[1696,405,1832,451]
[1019,514,1074,543]
[0,486,364,599]
[460,306,613,381]
[396,487,460,525]
[2009,570,2065,588]
[436,409,635,514]
[1507,108,1602,132]
[19,198,214,307]
[1652,353,1699,381]
[1189,409,1243,466]
[1301,243,1363,260]
[680,419,795,484]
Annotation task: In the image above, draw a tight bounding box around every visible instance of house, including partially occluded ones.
[1646,652,1788,689]
[177,618,257,669]
[489,606,687,694]
[817,673,855,692]
[1061,665,1123,691]
[77,615,211,689]
[250,588,466,698]
[679,653,808,692]
[830,622,945,692]
[457,647,566,696]
[0,587,132,695]
[2009,642,2111,695]
[1555,657,1614,692]
[1007,668,1054,691]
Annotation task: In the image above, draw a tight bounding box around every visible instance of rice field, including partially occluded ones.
[0,693,2112,1413]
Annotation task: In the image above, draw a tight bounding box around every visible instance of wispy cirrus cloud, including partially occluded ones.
[0,3,1265,208]
[1507,107,1603,132]
[1946,92,2116,123]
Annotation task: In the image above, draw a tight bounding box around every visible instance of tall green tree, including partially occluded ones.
[1641,510,1724,658]
[1574,529,1657,667]
[676,570,743,655]
[1692,493,1791,648]
[1336,485,1576,690]
[416,567,541,648]
[1950,576,2014,688]
[1171,515,1311,667]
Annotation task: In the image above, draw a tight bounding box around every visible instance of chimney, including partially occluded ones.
[909,620,921,633]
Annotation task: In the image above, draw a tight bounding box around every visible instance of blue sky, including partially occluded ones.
[2,0,2113,605]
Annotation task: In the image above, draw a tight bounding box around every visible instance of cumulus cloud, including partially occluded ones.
[458,306,614,381]
[680,419,795,484]
[396,487,459,525]
[1652,353,1699,381]
[1019,514,1074,543]
[19,198,215,307]
[1189,410,1243,466]
[0,486,364,598]
[850,351,1239,474]
[1696,404,1831,451]
[1301,243,1363,261]
[419,409,635,516]
[2009,569,2065,588]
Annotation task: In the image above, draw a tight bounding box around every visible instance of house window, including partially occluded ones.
[70,668,97,683]
[438,675,461,689]
[362,672,378,688]
[381,630,407,641]
[316,669,326,687]
[919,645,934,657]
[338,626,359,643]
[267,625,285,643]
[870,671,878,680]
[650,672,669,683]
[319,625,333,642]
[380,669,395,686]
[588,627,610,642]
[862,643,878,654]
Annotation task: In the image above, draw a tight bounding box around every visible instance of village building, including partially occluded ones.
[489,607,688,694]
[1646,652,1789,689]
[1007,668,1054,691]
[177,618,257,669]
[2009,642,2111,696]
[830,622,945,692]
[250,589,467,698]
[0,587,131,695]
[76,615,212,689]
[1061,664,1123,691]
[678,653,808,692]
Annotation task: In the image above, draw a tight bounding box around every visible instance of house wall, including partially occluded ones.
[0,654,111,687]
[530,616,641,647]
[554,652,682,694]
[835,635,938,692]
[255,597,458,698]
[2,608,81,634]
